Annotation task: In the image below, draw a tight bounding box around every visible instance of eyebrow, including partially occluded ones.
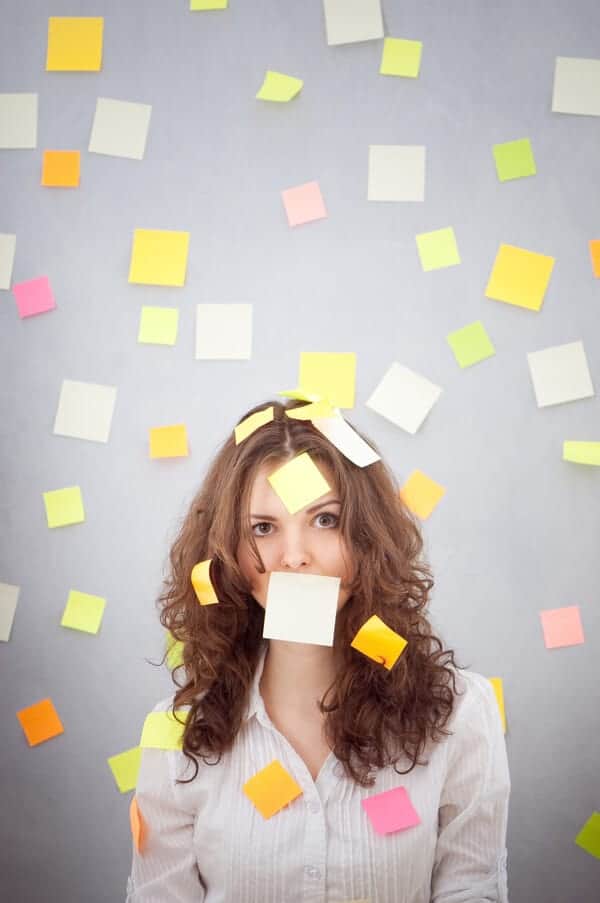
[250,498,341,520]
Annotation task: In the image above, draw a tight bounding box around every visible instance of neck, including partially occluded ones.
[259,640,338,713]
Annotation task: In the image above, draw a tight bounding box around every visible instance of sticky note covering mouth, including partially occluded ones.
[350,615,407,669]
[243,759,303,818]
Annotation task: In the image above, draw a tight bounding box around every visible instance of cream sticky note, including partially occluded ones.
[0,233,16,289]
[368,145,425,201]
[563,441,600,466]
[312,411,381,467]
[447,321,496,368]
[53,379,117,442]
[263,571,340,646]
[149,425,189,458]
[493,138,536,181]
[46,16,103,71]
[589,240,600,277]
[13,276,56,318]
[41,150,80,187]
[235,406,275,444]
[190,0,228,8]
[267,452,331,515]
[485,243,554,311]
[282,180,327,227]
[527,340,594,408]
[129,229,189,287]
[191,559,219,606]
[552,56,600,116]
[130,797,146,854]
[16,698,64,746]
[540,606,585,649]
[108,746,142,793]
[140,710,189,750]
[89,97,152,160]
[0,93,37,149]
[575,812,600,860]
[298,351,356,408]
[399,470,446,520]
[323,0,384,46]
[43,486,85,528]
[256,71,303,102]
[350,615,407,669]
[366,362,442,434]
[380,37,423,77]
[488,677,506,734]
[243,759,303,818]
[416,227,460,271]
[60,590,106,634]
[0,582,20,642]
[361,786,420,835]
[195,303,252,360]
[138,307,179,345]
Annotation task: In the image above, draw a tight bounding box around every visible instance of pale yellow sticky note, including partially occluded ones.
[278,388,323,403]
[234,406,274,445]
[46,17,104,71]
[285,399,335,420]
[129,229,190,287]
[43,486,85,528]
[190,559,219,605]
[243,759,303,818]
[138,307,179,345]
[267,452,331,515]
[108,746,142,793]
[139,709,189,750]
[190,0,228,8]
[399,470,446,520]
[485,244,555,311]
[350,615,407,670]
[60,589,106,634]
[298,352,356,409]
[256,71,303,102]
[149,424,188,458]
[165,631,185,669]
[488,677,506,733]
[129,797,146,854]
[563,441,600,465]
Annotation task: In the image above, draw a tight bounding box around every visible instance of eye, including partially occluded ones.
[251,522,273,537]
[315,511,339,528]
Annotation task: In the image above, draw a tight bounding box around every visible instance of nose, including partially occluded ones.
[279,526,311,570]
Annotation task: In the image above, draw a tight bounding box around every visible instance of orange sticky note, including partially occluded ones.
[190,558,219,605]
[149,424,188,458]
[540,605,585,649]
[351,615,407,669]
[243,759,303,818]
[129,797,146,854]
[488,677,506,733]
[16,698,65,746]
[399,470,446,519]
[589,240,600,277]
[41,150,80,187]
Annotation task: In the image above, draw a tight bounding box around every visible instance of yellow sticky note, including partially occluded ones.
[108,746,142,793]
[149,424,188,458]
[129,229,190,287]
[140,709,188,750]
[285,399,335,420]
[485,244,555,311]
[298,352,356,409]
[256,71,303,102]
[243,759,303,818]
[350,615,407,670]
[380,38,423,78]
[129,797,147,854]
[267,452,331,515]
[563,441,600,465]
[46,17,104,71]
[60,589,106,634]
[190,0,228,8]
[191,559,219,605]
[488,677,506,734]
[446,320,496,368]
[138,307,179,345]
[43,486,85,528]
[416,227,461,271]
[399,470,446,520]
[278,388,323,403]
[165,631,185,669]
[234,406,274,444]
[41,150,80,187]
[575,812,600,860]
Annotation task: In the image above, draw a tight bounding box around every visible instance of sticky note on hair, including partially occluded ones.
[16,698,65,746]
[488,677,506,734]
[298,351,356,409]
[256,71,303,102]
[351,615,407,669]
[267,452,331,514]
[285,399,335,420]
[399,470,446,520]
[235,406,274,444]
[191,559,219,605]
[312,411,380,468]
[149,424,189,458]
[129,797,146,854]
[243,759,303,818]
[485,244,554,311]
[563,441,600,466]
[43,486,85,528]
[46,16,104,71]
[140,709,189,750]
[361,786,421,835]
[108,746,142,793]
[129,229,190,287]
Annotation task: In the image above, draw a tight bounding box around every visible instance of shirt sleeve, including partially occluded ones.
[126,701,206,902]
[431,673,511,903]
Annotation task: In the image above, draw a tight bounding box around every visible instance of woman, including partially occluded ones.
[126,399,510,902]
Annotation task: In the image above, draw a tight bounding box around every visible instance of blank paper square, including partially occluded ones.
[416,227,460,271]
[366,362,442,434]
[368,145,425,201]
[53,379,117,442]
[138,307,179,345]
[527,340,594,408]
[323,0,383,46]
[263,571,340,646]
[552,56,600,116]
[195,303,252,359]
[0,234,16,289]
[0,93,37,149]
[540,606,585,649]
[89,97,152,160]
[282,181,327,226]
[0,582,20,642]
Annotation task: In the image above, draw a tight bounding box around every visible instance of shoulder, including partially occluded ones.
[445,667,503,742]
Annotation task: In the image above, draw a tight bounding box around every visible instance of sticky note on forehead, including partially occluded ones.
[243,759,303,818]
[351,615,407,669]
[267,452,331,514]
[298,352,356,408]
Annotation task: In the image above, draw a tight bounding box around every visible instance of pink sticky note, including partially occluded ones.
[13,276,56,319]
[539,606,585,649]
[281,180,327,227]
[361,786,421,835]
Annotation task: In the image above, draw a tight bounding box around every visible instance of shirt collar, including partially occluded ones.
[244,639,270,723]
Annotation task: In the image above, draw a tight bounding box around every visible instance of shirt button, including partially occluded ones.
[304,866,321,879]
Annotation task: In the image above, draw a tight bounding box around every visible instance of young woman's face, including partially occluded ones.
[236,459,354,612]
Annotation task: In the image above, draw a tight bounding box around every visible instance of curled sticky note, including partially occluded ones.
[488,677,506,734]
[350,615,407,670]
[243,759,303,818]
[285,399,335,420]
[234,406,274,444]
[129,797,146,854]
[256,71,303,102]
[191,559,219,605]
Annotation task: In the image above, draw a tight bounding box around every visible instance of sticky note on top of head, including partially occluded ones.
[243,759,303,818]
[267,452,331,514]
[46,16,104,71]
[350,614,407,669]
[235,406,274,444]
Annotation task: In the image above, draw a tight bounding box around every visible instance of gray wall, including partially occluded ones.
[1,1,599,900]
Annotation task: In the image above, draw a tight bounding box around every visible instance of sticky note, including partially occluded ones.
[138,307,179,345]
[60,589,106,634]
[256,71,303,102]
[485,243,554,311]
[16,698,64,746]
[0,233,17,288]
[361,786,420,835]
[312,411,381,467]
[400,470,446,520]
[235,406,274,444]
[267,452,331,515]
[527,340,594,407]
[130,797,146,854]
[416,227,460,271]
[278,388,323,403]
[191,559,219,606]
[380,38,423,77]
[368,145,425,202]
[298,351,356,409]
[552,56,600,116]
[323,0,384,46]
[89,97,152,160]
[540,606,585,649]
[589,240,600,277]
[447,321,496,368]
[0,582,20,642]
[43,486,85,528]
[263,571,340,646]
[195,303,252,360]
[165,631,184,669]
[108,746,142,793]
[149,425,189,458]
[563,441,600,466]
[575,812,600,860]
[243,759,303,818]
[493,138,536,181]
[140,709,189,750]
[285,399,336,420]
[190,0,228,8]
[12,275,56,318]
[53,379,117,443]
[41,150,80,187]
[46,16,103,71]
[129,229,189,287]
[0,93,37,149]
[282,180,327,227]
[366,362,442,434]
[488,677,506,734]
[350,615,407,669]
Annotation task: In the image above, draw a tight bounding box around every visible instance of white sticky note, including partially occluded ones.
[527,340,594,408]
[0,582,20,642]
[368,145,425,202]
[53,379,117,442]
[263,572,340,646]
[195,304,252,360]
[0,93,37,149]
[366,363,443,434]
[312,410,381,467]
[552,57,600,116]
[323,0,383,46]
[89,97,152,160]
[0,234,17,289]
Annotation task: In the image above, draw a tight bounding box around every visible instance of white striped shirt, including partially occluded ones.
[127,640,510,902]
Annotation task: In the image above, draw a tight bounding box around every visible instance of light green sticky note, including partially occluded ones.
[43,486,85,528]
[190,0,228,9]
[416,227,461,271]
[61,589,106,634]
[447,321,496,368]
[575,812,600,859]
[380,38,423,77]
[256,70,303,102]
[493,138,536,181]
[140,709,189,750]
[107,746,142,793]
[165,631,184,669]
[563,441,600,465]
[138,306,179,345]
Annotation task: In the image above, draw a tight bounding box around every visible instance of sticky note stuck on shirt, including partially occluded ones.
[267,452,332,515]
[235,406,274,444]
[447,321,496,368]
[16,698,65,746]
[298,351,356,409]
[488,677,507,734]
[46,16,104,71]
[256,71,303,102]
[263,571,340,647]
[140,710,189,750]
[43,486,85,528]
[108,746,142,793]
[485,244,554,311]
[400,470,446,520]
[243,759,303,818]
[563,441,600,465]
[362,786,421,835]
[130,797,147,854]
[351,615,407,669]
[492,138,536,181]
[149,424,189,458]
[60,589,106,634]
[129,229,189,287]
[380,37,423,77]
[281,180,327,227]
[191,559,219,606]
[12,276,56,318]
[41,150,80,186]
[540,605,585,649]
[416,227,460,271]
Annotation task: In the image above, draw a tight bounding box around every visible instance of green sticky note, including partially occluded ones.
[140,709,189,750]
[256,70,303,102]
[43,486,85,528]
[165,631,184,669]
[61,589,106,634]
[447,321,496,368]
[380,38,422,77]
[107,746,142,793]
[138,306,179,345]
[493,138,536,181]
[575,812,600,859]
[416,227,461,271]
[190,0,228,9]
[563,441,600,466]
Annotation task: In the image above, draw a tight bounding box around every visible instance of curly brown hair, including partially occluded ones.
[157,398,467,788]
